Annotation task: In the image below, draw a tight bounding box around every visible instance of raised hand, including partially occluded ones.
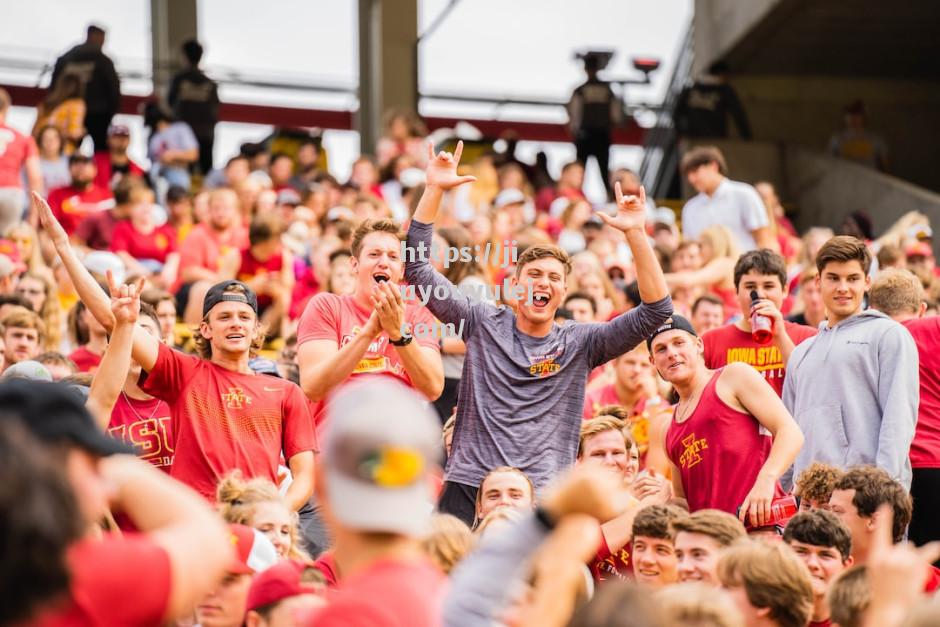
[31,191,69,248]
[107,270,145,325]
[597,181,648,233]
[425,140,477,191]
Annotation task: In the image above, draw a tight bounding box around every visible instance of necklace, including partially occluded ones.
[674,375,708,424]
[121,391,162,422]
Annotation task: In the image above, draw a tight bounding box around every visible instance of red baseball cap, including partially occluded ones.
[246,559,323,611]
[228,524,279,575]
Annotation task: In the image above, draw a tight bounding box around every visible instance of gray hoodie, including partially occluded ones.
[782,309,918,490]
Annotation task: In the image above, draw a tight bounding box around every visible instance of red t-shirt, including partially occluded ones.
[925,565,940,593]
[73,210,125,251]
[110,222,177,263]
[139,342,318,500]
[92,151,145,189]
[296,292,440,427]
[903,318,940,468]
[47,184,115,236]
[590,534,633,583]
[107,394,174,471]
[304,558,447,627]
[238,247,285,307]
[30,534,171,626]
[175,223,248,292]
[702,321,817,397]
[808,620,831,627]
[68,345,102,374]
[665,369,783,514]
[0,123,37,188]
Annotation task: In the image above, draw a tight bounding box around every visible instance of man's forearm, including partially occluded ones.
[761,422,804,481]
[55,240,116,331]
[625,229,668,302]
[302,333,376,401]
[87,320,134,429]
[395,342,444,400]
[285,452,315,511]
[412,184,444,224]
[777,333,797,366]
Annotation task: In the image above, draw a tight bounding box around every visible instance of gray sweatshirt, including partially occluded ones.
[782,309,919,490]
[405,219,673,490]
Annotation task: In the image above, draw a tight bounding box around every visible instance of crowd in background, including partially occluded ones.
[3,23,940,627]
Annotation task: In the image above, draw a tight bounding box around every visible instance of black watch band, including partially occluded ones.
[534,506,557,531]
[390,333,414,347]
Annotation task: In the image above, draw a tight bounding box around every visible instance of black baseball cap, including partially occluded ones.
[646,314,697,351]
[0,379,133,456]
[202,280,259,317]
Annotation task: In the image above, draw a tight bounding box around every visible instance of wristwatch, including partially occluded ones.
[390,325,414,347]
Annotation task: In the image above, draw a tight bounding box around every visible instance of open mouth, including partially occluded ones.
[637,569,660,577]
[531,291,550,309]
[226,333,246,340]
[373,272,390,283]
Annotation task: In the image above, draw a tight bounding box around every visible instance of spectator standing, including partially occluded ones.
[674,61,752,140]
[782,237,918,491]
[144,102,198,201]
[0,89,41,231]
[376,109,428,170]
[680,146,776,252]
[567,52,623,197]
[868,268,940,547]
[91,123,145,189]
[32,73,86,155]
[829,100,888,172]
[46,153,114,237]
[50,25,120,153]
[168,39,219,177]
[34,126,71,191]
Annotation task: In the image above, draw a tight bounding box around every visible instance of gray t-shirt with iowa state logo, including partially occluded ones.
[405,220,673,489]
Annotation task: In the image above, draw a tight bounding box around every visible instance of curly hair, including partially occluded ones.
[216,470,309,561]
[794,462,842,507]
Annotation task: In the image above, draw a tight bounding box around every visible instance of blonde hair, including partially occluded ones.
[193,283,266,359]
[17,272,61,351]
[827,565,869,627]
[870,268,924,317]
[577,415,637,459]
[699,225,739,261]
[656,582,744,627]
[717,540,813,627]
[216,470,309,560]
[420,514,475,574]
[474,505,525,537]
[3,222,45,275]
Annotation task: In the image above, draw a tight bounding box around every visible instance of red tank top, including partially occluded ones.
[665,369,780,514]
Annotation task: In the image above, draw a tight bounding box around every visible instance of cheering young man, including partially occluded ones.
[405,141,673,526]
[647,315,803,525]
[33,191,317,511]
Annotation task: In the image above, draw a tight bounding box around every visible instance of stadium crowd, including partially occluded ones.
[3,24,940,627]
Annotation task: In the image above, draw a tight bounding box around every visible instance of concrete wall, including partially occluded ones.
[731,76,940,194]
[692,0,779,76]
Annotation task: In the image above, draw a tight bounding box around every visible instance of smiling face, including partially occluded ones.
[200,301,259,358]
[476,470,534,521]
[513,256,566,328]
[579,428,639,485]
[675,531,723,584]
[818,260,869,326]
[787,540,851,599]
[632,535,678,587]
[649,329,703,385]
[352,231,403,295]
[251,500,293,559]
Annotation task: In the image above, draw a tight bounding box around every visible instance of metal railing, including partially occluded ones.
[639,21,694,198]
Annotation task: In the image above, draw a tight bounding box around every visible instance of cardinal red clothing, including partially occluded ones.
[590,535,633,582]
[68,345,102,373]
[110,222,177,263]
[107,394,174,471]
[903,318,940,468]
[30,534,171,626]
[92,151,145,189]
[73,209,125,250]
[297,292,440,427]
[47,183,115,236]
[175,223,248,292]
[138,342,317,500]
[0,123,37,187]
[304,558,447,627]
[238,247,285,307]
[313,552,339,587]
[665,369,782,514]
[703,321,817,397]
[582,385,670,469]
[925,565,940,593]
[808,620,831,627]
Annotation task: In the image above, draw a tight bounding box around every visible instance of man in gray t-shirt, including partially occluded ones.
[405,142,672,525]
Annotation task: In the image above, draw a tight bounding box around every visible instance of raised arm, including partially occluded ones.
[588,183,673,364]
[404,142,480,327]
[32,191,160,371]
[86,276,145,428]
